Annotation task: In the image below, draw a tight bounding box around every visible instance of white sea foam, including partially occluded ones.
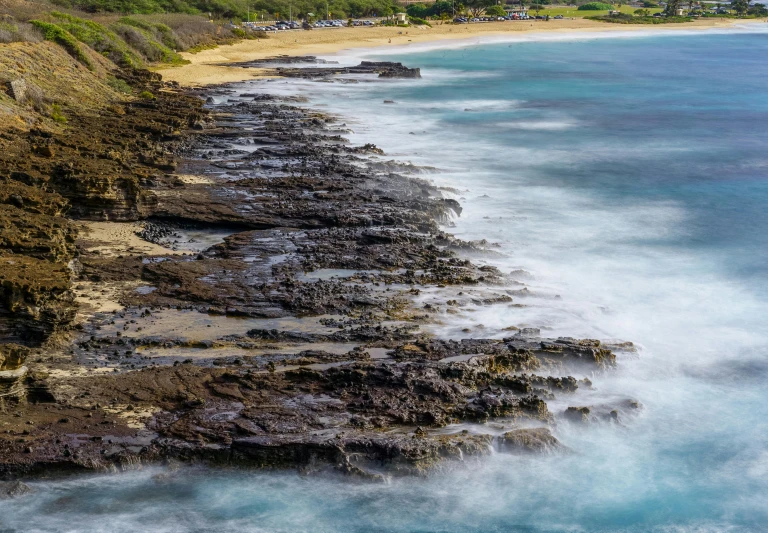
[498,119,580,130]
[244,38,768,505]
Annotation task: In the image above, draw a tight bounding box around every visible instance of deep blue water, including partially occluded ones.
[2,28,768,532]
[363,30,768,285]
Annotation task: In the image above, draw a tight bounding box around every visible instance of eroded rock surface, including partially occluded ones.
[0,64,636,480]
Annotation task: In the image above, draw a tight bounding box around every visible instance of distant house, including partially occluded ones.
[395,12,408,23]
[505,7,529,16]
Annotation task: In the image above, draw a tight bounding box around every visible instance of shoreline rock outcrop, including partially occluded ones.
[0,57,636,481]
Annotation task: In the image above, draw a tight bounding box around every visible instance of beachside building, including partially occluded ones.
[505,7,529,16]
[395,12,408,23]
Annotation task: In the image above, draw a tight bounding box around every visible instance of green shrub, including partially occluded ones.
[106,75,132,94]
[587,13,693,22]
[578,2,614,9]
[135,14,248,51]
[118,17,180,49]
[187,41,218,53]
[30,20,94,69]
[44,0,406,23]
[139,90,155,100]
[111,21,188,64]
[485,5,507,16]
[408,16,432,26]
[50,103,67,123]
[48,12,145,68]
[406,3,429,17]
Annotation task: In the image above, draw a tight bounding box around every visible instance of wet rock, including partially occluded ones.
[497,428,566,454]
[229,59,421,80]
[0,344,29,371]
[564,406,592,424]
[0,68,633,479]
[0,481,32,499]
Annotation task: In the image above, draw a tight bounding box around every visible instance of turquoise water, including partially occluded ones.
[3,28,768,532]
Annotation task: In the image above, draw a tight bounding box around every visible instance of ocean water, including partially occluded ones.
[4,28,768,532]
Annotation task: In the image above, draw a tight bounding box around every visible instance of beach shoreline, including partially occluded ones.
[156,18,765,86]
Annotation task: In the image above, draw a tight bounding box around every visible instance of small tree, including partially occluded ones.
[485,4,507,16]
[406,3,430,17]
[430,0,454,16]
[465,0,496,16]
[664,0,682,15]
[731,0,748,15]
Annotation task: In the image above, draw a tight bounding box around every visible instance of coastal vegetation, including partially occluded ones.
[405,1,455,19]
[578,2,614,10]
[49,0,403,20]
[588,12,692,22]
[0,18,43,42]
[0,0,262,70]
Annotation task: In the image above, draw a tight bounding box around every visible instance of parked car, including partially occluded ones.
[554,14,564,19]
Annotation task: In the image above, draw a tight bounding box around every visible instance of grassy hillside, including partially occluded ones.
[22,0,401,22]
[1,0,259,68]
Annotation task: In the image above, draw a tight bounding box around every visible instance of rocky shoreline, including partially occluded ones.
[0,59,639,482]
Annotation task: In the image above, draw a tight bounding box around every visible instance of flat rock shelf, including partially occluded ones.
[0,62,638,481]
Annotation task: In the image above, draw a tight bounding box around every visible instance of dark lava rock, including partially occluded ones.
[498,428,566,454]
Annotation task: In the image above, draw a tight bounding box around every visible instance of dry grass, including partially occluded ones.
[0,0,53,21]
[0,40,119,132]
[1,0,252,53]
[137,13,244,50]
[0,15,44,42]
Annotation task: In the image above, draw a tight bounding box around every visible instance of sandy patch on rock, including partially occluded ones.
[78,221,186,257]
[175,174,216,185]
[73,280,154,315]
[102,404,161,430]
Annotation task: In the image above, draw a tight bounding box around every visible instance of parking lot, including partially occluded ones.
[242,19,378,31]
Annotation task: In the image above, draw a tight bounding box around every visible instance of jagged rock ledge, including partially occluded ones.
[0,64,640,482]
[223,57,422,79]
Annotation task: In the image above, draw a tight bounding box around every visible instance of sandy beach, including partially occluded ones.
[156,18,763,86]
